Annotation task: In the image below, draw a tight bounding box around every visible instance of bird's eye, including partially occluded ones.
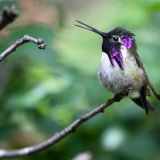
[111,35,119,42]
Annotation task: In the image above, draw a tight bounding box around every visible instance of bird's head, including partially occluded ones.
[75,21,135,70]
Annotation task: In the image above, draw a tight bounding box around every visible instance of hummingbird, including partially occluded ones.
[75,20,160,114]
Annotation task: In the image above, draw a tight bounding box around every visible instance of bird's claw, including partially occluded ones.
[114,87,132,102]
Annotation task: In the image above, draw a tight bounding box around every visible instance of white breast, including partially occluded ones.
[98,50,145,98]
[99,52,127,93]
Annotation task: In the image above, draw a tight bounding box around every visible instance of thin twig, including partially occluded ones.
[0,6,18,31]
[0,35,46,61]
[0,95,126,158]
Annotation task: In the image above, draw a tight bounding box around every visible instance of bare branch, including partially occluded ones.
[0,6,18,31]
[0,35,46,61]
[0,94,126,158]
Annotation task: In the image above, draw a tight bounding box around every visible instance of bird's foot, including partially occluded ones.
[114,87,132,102]
[114,94,124,102]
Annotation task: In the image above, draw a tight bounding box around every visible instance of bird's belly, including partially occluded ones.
[98,52,145,97]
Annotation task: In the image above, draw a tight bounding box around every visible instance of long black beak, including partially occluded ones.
[75,20,105,37]
[75,21,124,70]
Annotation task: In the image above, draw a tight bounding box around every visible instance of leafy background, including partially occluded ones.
[0,0,160,160]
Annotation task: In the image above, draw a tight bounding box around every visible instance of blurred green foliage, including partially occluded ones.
[0,0,160,160]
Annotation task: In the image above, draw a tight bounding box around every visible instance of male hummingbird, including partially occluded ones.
[75,20,160,114]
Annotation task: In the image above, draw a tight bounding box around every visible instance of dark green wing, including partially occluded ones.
[134,51,160,100]
[131,86,155,115]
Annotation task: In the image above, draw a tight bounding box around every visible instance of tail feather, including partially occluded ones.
[131,98,155,115]
[131,86,156,115]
